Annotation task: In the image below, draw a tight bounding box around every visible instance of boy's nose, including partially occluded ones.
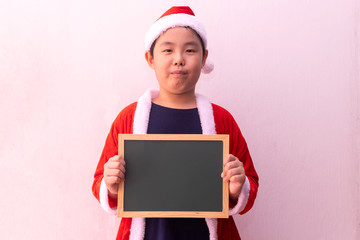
[173,53,185,66]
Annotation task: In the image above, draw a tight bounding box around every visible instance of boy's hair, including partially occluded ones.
[149,26,206,58]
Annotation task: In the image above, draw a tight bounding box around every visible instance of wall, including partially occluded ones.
[0,0,359,239]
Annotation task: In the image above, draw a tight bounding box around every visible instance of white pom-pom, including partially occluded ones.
[201,59,214,74]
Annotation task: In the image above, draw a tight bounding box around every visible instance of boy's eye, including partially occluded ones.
[163,49,172,53]
[186,49,197,53]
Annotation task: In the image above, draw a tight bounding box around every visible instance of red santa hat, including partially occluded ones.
[145,6,214,74]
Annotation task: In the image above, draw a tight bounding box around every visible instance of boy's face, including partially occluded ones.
[145,27,208,97]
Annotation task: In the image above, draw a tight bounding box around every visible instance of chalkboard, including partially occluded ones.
[117,134,229,218]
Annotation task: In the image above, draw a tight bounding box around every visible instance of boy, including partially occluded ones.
[92,6,259,240]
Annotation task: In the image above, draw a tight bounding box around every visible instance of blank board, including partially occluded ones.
[117,134,229,218]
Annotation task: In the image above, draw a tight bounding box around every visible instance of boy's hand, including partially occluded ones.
[221,154,246,203]
[104,155,126,199]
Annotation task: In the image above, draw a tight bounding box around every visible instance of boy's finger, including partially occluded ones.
[107,158,125,169]
[223,166,243,181]
[224,161,242,173]
[106,169,123,177]
[223,154,233,165]
[106,162,120,170]
[224,161,236,172]
[109,155,121,161]
[107,173,124,182]
[222,168,233,182]
[225,159,244,171]
[222,158,234,179]
[230,175,245,183]
[120,158,126,167]
[109,156,125,164]
[119,163,126,173]
[105,176,121,184]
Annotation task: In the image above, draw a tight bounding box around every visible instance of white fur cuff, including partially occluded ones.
[228,177,251,215]
[99,178,118,215]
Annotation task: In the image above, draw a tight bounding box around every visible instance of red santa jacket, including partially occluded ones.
[92,89,259,240]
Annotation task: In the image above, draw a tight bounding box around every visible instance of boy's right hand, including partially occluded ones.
[104,155,126,198]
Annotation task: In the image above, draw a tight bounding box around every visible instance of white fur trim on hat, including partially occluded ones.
[145,13,207,51]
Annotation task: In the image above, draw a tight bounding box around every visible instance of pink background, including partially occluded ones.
[0,0,359,239]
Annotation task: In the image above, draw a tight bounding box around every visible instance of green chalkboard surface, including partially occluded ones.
[117,134,229,218]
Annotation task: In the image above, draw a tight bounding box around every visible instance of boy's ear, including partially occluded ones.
[145,51,154,69]
[202,49,209,67]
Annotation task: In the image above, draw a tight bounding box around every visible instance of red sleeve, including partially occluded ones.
[92,102,137,208]
[212,104,259,215]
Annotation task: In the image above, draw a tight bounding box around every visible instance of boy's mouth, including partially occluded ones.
[171,70,187,76]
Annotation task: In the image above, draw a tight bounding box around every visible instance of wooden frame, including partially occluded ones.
[117,134,229,218]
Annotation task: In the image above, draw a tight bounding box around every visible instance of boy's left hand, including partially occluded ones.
[221,154,246,203]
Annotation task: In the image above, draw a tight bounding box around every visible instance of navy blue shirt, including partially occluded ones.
[144,103,209,240]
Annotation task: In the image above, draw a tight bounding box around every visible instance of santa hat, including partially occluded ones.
[145,6,214,74]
